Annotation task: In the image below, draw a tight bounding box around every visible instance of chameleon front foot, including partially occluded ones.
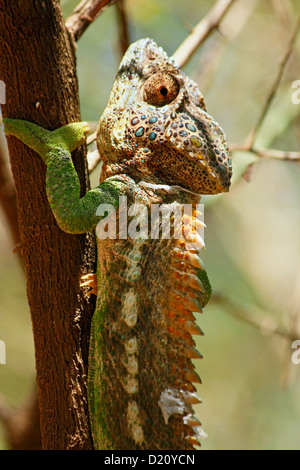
[3,118,90,163]
[80,273,97,296]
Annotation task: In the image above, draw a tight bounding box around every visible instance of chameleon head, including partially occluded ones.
[97,38,232,195]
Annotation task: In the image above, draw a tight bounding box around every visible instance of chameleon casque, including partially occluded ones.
[4,38,232,450]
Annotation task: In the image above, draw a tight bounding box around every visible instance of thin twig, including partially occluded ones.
[173,0,238,68]
[66,0,118,42]
[213,292,300,388]
[86,130,102,173]
[88,149,103,174]
[270,0,294,32]
[211,293,299,342]
[115,0,130,58]
[87,130,97,147]
[245,15,300,149]
[230,144,300,162]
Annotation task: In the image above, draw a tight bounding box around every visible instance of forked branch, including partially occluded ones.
[66,0,118,42]
[173,0,238,67]
[230,14,300,167]
[116,0,130,57]
[211,293,300,343]
[245,15,300,150]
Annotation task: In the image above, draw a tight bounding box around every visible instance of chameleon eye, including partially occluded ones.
[143,72,179,107]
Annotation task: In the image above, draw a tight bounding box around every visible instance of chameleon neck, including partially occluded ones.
[88,180,211,450]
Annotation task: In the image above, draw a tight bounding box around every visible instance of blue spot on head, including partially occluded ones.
[186,123,196,132]
[135,127,145,137]
[149,132,157,141]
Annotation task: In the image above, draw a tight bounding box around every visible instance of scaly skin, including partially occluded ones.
[4,38,232,450]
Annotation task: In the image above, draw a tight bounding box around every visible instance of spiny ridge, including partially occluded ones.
[162,238,209,448]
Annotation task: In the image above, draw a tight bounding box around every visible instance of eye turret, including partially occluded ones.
[143,72,179,107]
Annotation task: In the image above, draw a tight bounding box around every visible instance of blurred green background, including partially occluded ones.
[1,0,300,450]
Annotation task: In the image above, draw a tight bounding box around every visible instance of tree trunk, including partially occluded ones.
[0,0,95,449]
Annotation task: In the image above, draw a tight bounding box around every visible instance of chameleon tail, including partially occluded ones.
[3,118,89,163]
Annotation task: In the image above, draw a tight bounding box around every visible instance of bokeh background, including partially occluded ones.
[1,0,300,450]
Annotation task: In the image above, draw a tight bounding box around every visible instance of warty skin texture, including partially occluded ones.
[98,38,232,194]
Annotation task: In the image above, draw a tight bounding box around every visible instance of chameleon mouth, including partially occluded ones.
[138,181,201,197]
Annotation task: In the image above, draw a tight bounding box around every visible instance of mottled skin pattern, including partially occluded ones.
[3,38,231,450]
[98,39,231,193]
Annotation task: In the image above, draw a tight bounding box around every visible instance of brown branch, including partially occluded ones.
[115,0,130,58]
[172,0,238,68]
[213,292,300,388]
[66,0,118,42]
[230,144,300,162]
[88,151,102,174]
[86,130,102,173]
[87,130,97,147]
[0,387,42,450]
[229,15,300,168]
[211,293,300,342]
[0,1,96,449]
[245,14,300,149]
[271,0,294,30]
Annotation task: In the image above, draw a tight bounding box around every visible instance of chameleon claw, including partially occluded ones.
[80,273,97,296]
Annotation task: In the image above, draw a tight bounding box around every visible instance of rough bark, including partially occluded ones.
[0,0,96,449]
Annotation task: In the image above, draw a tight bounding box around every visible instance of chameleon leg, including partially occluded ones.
[3,118,90,164]
[3,118,131,234]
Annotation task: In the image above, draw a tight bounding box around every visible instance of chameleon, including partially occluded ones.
[3,38,232,450]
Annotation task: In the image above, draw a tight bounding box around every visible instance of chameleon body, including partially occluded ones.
[4,38,231,450]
